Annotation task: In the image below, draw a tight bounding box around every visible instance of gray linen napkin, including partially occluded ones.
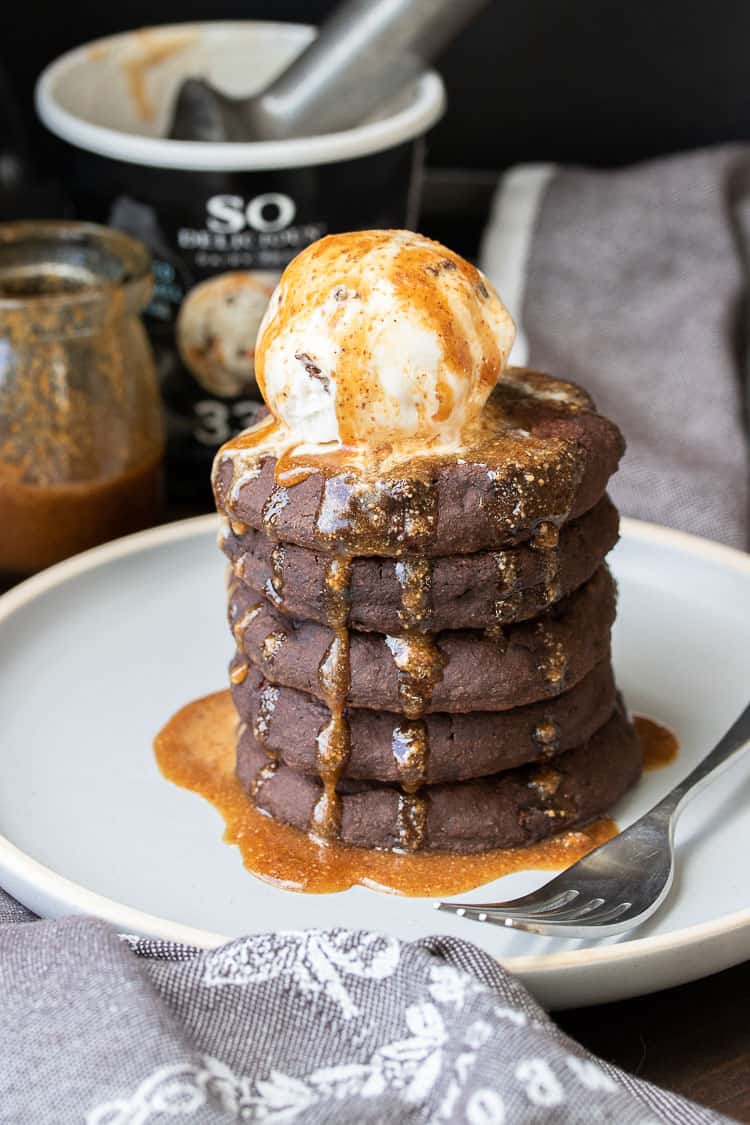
[480,145,750,550]
[0,886,732,1124]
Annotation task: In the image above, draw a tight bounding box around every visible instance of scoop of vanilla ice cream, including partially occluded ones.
[254,230,515,450]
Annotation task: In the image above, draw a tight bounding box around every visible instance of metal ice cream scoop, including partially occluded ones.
[168,0,488,142]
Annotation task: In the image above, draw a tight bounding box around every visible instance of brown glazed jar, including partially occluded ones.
[0,222,165,578]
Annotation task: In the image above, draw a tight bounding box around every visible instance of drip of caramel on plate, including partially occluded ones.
[154,690,619,897]
[635,715,679,770]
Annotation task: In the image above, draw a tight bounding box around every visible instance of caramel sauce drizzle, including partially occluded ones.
[532,520,562,606]
[483,622,509,653]
[217,517,231,548]
[396,792,428,854]
[314,473,439,554]
[532,718,562,757]
[489,506,563,627]
[262,630,287,663]
[275,442,321,487]
[229,661,249,685]
[535,622,567,686]
[391,721,430,791]
[232,602,263,646]
[394,558,432,627]
[261,483,289,538]
[492,551,522,624]
[211,371,608,858]
[154,690,620,897]
[264,543,286,607]
[310,555,354,841]
[253,683,280,749]
[212,371,591,560]
[527,766,565,820]
[247,682,283,804]
[385,634,445,722]
[250,760,279,801]
[385,559,445,851]
[228,458,263,505]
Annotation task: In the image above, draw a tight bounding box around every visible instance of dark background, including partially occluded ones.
[3,0,747,176]
[2,0,746,255]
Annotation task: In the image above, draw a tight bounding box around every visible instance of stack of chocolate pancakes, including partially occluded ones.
[214,366,642,856]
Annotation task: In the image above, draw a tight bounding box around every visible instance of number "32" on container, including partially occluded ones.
[194,399,262,446]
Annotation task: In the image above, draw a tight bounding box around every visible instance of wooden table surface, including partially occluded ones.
[557,961,750,1121]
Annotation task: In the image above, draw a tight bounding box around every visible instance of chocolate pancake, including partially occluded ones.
[229,565,616,713]
[222,495,619,633]
[214,370,625,558]
[232,659,617,784]
[237,703,641,854]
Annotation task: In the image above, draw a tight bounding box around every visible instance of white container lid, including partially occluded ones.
[35,21,446,173]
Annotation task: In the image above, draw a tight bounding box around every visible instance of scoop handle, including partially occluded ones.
[249,0,489,139]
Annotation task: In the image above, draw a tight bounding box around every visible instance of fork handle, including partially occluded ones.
[651,700,750,820]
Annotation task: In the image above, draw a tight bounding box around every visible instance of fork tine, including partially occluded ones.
[508,899,633,926]
[509,889,581,915]
[435,905,491,923]
[436,897,637,932]
[579,900,632,924]
[435,902,551,928]
[435,697,750,939]
[521,894,606,921]
[435,887,580,919]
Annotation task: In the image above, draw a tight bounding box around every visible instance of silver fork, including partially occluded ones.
[436,701,750,938]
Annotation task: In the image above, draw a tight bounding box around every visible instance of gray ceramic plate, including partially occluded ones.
[0,516,748,1009]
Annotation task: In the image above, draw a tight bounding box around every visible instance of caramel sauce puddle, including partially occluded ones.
[154,690,620,897]
[635,715,679,771]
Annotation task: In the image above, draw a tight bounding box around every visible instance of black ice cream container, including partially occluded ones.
[36,22,445,500]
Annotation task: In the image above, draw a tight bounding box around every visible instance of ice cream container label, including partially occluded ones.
[34,22,444,500]
[62,142,417,497]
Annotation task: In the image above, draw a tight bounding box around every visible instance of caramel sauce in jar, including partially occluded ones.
[0,454,164,576]
[154,690,619,897]
[0,222,164,578]
[635,715,679,770]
